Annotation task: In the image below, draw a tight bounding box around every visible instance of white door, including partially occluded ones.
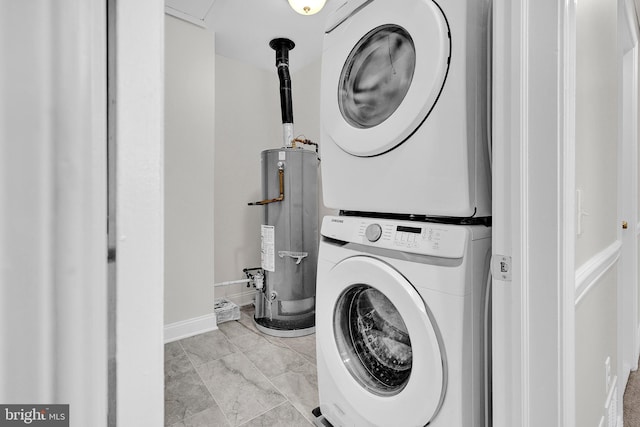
[316,256,445,426]
[321,0,450,156]
[618,0,640,406]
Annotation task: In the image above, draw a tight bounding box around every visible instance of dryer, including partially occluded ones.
[314,215,491,426]
[320,0,492,220]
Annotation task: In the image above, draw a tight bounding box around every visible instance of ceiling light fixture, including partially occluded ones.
[287,0,327,15]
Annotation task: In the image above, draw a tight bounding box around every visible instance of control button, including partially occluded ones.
[365,223,383,242]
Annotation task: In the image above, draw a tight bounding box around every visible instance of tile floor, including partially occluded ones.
[164,305,318,427]
[166,307,640,426]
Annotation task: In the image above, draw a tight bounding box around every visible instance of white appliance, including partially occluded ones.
[315,215,491,426]
[320,0,492,219]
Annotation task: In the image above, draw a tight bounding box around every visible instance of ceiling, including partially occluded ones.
[166,0,339,72]
[167,0,640,72]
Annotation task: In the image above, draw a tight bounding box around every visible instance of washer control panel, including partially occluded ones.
[322,215,478,258]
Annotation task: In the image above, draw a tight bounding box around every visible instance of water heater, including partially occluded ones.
[252,148,319,336]
[247,38,319,337]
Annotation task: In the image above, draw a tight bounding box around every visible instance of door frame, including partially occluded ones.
[492,1,576,426]
[109,0,165,425]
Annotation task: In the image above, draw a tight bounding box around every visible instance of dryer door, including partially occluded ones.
[321,0,450,157]
[317,256,445,426]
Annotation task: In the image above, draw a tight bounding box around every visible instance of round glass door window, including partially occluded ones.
[338,25,416,129]
[334,284,412,396]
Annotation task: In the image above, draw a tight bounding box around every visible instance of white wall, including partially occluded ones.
[164,16,216,328]
[574,0,620,425]
[213,55,280,305]
[575,0,619,267]
[214,56,330,306]
[292,59,322,143]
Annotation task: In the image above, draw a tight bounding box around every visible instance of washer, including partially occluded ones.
[320,0,492,219]
[315,215,491,426]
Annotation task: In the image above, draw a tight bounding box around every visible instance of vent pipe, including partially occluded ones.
[270,38,295,147]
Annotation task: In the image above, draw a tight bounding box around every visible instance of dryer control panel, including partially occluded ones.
[320,215,488,259]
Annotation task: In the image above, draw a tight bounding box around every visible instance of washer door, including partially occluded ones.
[322,0,450,157]
[317,256,445,426]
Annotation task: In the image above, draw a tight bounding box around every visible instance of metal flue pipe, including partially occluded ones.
[269,38,296,147]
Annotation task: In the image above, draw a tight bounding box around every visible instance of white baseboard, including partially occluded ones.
[164,312,217,343]
[226,290,256,307]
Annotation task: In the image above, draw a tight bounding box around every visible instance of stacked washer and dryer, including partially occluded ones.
[314,1,493,426]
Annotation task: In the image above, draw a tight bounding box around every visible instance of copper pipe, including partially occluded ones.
[292,137,319,152]
[248,167,285,206]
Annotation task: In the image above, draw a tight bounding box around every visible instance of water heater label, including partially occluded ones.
[261,225,275,272]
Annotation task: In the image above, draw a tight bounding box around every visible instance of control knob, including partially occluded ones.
[365,223,383,242]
